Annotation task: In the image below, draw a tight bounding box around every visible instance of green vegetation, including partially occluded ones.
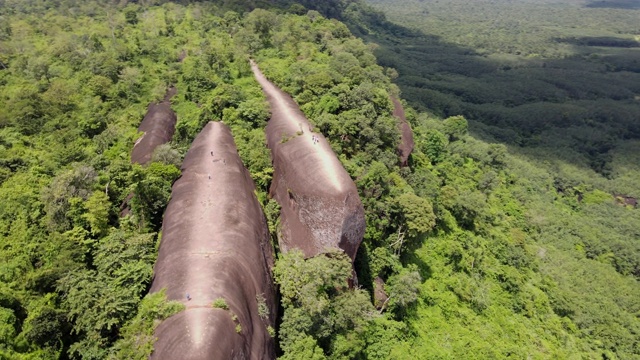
[256,293,269,320]
[274,250,375,359]
[211,298,229,310]
[0,1,272,357]
[367,0,640,177]
[0,0,637,359]
[110,290,184,360]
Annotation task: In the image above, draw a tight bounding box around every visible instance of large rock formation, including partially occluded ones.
[121,88,178,217]
[131,87,178,165]
[391,96,414,167]
[250,60,365,262]
[149,122,276,360]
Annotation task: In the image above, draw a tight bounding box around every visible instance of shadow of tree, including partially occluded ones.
[339,4,640,176]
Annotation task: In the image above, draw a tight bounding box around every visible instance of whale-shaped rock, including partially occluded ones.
[250,60,365,263]
[131,88,177,165]
[121,88,178,217]
[149,122,276,360]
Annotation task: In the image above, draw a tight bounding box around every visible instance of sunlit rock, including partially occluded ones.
[150,122,276,360]
[250,60,366,263]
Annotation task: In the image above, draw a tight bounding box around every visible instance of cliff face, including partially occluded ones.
[130,87,177,165]
[391,96,414,167]
[250,60,365,262]
[149,122,276,360]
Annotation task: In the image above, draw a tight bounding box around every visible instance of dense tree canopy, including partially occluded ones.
[0,0,637,359]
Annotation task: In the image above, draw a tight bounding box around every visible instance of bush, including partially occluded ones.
[211,298,229,310]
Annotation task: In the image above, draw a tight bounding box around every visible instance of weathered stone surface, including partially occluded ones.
[149,122,276,360]
[250,60,365,263]
[391,96,414,167]
[131,87,177,165]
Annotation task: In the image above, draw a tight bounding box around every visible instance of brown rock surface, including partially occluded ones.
[131,87,177,165]
[250,60,365,262]
[149,122,276,360]
[121,88,178,217]
[391,96,414,167]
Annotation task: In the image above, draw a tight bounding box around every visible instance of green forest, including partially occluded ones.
[366,0,640,178]
[0,0,638,359]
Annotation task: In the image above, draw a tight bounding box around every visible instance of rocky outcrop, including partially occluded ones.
[391,96,414,167]
[121,88,178,217]
[130,86,177,165]
[149,122,276,360]
[250,60,365,263]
